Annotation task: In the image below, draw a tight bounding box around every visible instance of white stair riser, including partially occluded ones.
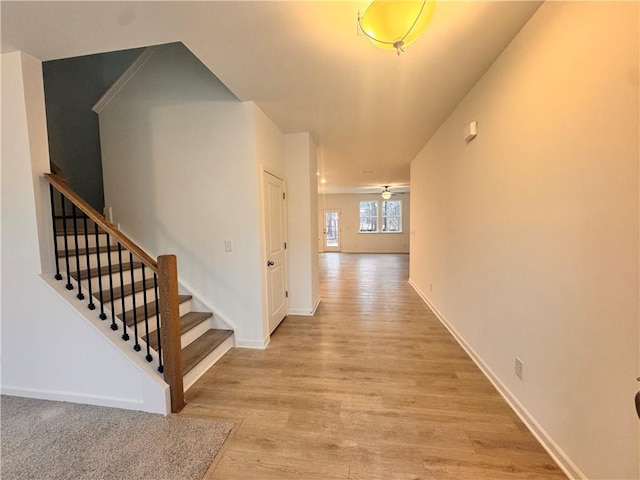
[131,312,211,348]
[181,317,213,349]
[65,267,190,318]
[103,286,159,315]
[132,318,160,338]
[122,299,191,326]
[56,233,109,250]
[58,249,127,270]
[64,266,155,295]
[183,334,234,392]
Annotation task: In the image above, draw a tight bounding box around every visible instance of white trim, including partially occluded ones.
[92,46,159,114]
[1,386,144,412]
[408,278,586,480]
[311,296,321,315]
[235,335,270,349]
[338,250,409,254]
[288,296,321,317]
[183,334,234,392]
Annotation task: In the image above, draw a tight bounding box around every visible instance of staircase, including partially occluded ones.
[63,236,234,384]
[47,173,234,411]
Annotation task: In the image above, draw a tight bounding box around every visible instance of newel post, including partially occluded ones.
[157,254,185,413]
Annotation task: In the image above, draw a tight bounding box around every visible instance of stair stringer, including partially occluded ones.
[178,278,238,337]
[40,275,170,414]
[177,279,236,391]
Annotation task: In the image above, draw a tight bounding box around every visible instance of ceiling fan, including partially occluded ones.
[380,186,405,199]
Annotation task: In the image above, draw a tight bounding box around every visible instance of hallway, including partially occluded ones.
[183,253,566,479]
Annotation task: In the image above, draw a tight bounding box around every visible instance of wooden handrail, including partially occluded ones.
[45,173,158,272]
[46,172,184,412]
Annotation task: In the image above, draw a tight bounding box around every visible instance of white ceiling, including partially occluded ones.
[1,0,542,194]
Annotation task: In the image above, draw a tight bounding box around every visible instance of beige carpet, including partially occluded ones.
[1,395,234,480]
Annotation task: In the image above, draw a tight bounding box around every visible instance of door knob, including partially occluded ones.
[267,260,274,267]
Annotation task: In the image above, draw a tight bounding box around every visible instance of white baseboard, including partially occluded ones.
[408,278,586,480]
[288,296,321,317]
[0,386,148,412]
[235,335,270,349]
[339,250,410,254]
[311,296,321,315]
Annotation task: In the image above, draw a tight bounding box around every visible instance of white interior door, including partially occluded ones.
[323,210,341,252]
[263,171,287,334]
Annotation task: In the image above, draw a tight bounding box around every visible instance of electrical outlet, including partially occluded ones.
[430,284,433,292]
[515,357,524,380]
[224,240,233,252]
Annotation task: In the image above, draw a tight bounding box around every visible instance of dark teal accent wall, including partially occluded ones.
[43,47,144,211]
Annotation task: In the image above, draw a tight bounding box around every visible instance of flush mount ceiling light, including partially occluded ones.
[358,0,435,56]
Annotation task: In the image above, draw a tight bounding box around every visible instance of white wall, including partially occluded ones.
[100,43,268,347]
[1,51,168,414]
[253,103,286,340]
[254,104,285,176]
[318,193,410,253]
[409,3,639,479]
[285,133,320,315]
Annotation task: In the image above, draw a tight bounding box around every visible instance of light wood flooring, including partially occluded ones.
[181,253,566,479]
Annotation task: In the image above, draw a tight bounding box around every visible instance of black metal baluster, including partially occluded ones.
[118,244,129,341]
[154,273,163,373]
[83,216,95,310]
[106,235,118,331]
[141,265,153,362]
[49,185,62,281]
[129,252,141,352]
[71,205,84,300]
[94,224,107,320]
[60,196,73,290]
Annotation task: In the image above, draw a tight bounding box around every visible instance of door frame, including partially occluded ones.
[323,209,341,252]
[260,168,289,338]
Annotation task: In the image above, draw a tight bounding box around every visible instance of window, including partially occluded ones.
[359,199,402,233]
[382,200,402,232]
[359,201,378,232]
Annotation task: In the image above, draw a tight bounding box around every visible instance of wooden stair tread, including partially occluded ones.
[118,294,192,326]
[146,311,212,350]
[57,244,119,258]
[54,225,92,235]
[182,329,233,375]
[101,279,153,303]
[70,261,142,280]
[55,228,92,235]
